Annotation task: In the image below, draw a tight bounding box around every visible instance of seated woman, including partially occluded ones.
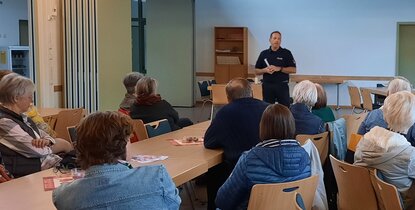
[0,73,72,177]
[290,80,325,135]
[354,91,415,209]
[0,70,56,137]
[312,83,335,122]
[119,72,143,114]
[130,76,193,130]
[357,77,415,145]
[53,111,181,210]
[216,104,311,210]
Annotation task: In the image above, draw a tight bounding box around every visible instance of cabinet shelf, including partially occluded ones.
[215,51,243,54]
[215,39,244,42]
[214,27,248,83]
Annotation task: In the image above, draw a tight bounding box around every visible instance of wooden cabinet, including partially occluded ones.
[214,27,248,84]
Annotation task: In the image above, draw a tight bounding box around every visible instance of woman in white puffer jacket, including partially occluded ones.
[354,91,415,209]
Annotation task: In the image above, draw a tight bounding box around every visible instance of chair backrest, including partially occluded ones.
[251,83,263,100]
[370,169,403,210]
[131,119,149,142]
[348,133,363,152]
[330,155,378,210]
[198,80,211,97]
[361,88,374,111]
[54,108,86,142]
[343,112,368,144]
[296,132,329,165]
[247,175,318,210]
[145,119,172,138]
[348,86,363,110]
[211,84,229,105]
[211,83,263,104]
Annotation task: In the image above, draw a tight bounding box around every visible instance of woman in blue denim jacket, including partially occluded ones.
[52,111,181,210]
[216,104,311,210]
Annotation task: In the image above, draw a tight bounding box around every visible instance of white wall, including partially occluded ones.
[195,0,415,105]
[0,0,28,46]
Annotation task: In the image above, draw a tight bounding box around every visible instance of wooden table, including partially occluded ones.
[0,121,222,210]
[360,87,415,97]
[290,75,394,110]
[290,75,347,110]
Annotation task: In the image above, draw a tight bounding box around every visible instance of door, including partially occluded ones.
[397,23,415,85]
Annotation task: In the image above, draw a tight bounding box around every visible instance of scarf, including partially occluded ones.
[136,94,162,105]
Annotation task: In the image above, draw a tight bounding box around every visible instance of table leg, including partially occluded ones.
[336,83,341,110]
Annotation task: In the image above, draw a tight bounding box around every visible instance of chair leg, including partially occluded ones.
[184,182,196,210]
[210,104,214,120]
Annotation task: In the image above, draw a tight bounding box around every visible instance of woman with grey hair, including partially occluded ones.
[0,73,72,177]
[357,76,415,145]
[354,91,415,209]
[129,76,193,131]
[289,80,325,135]
[119,72,143,113]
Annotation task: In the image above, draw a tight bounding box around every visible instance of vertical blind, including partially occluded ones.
[63,0,98,112]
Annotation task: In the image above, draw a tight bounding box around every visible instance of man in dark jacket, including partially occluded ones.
[204,78,269,210]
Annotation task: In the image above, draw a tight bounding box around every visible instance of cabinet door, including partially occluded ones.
[215,64,229,84]
[229,65,247,80]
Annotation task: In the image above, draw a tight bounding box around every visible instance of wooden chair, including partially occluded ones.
[251,83,263,100]
[131,119,149,142]
[210,83,264,119]
[198,80,213,121]
[210,84,229,119]
[361,88,374,111]
[348,86,364,114]
[296,132,329,165]
[348,133,363,152]
[54,108,86,142]
[369,169,403,210]
[247,175,318,210]
[145,119,172,138]
[330,155,378,210]
[342,112,367,143]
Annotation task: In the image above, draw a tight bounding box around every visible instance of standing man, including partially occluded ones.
[255,31,296,106]
[204,78,269,210]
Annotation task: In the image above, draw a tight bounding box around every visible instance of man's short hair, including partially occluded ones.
[123,72,143,94]
[76,111,133,170]
[383,91,415,133]
[260,104,296,141]
[0,73,35,105]
[225,78,252,102]
[292,80,318,107]
[269,31,281,38]
[387,76,411,96]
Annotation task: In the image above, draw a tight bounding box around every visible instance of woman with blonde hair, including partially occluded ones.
[357,76,415,145]
[355,91,415,209]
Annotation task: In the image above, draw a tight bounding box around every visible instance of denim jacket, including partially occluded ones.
[53,164,181,210]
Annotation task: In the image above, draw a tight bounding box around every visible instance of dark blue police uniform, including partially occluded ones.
[255,47,296,106]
